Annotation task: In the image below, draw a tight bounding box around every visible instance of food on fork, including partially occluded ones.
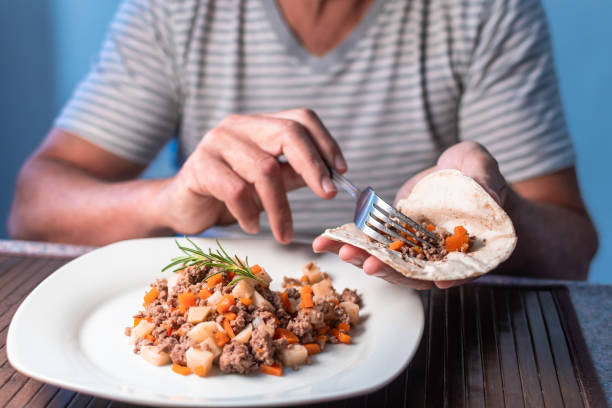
[125,240,361,377]
[322,169,517,281]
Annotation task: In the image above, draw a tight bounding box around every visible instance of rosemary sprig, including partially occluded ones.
[162,237,263,286]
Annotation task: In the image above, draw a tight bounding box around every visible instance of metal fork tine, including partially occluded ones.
[373,197,438,240]
[361,224,393,245]
[370,206,432,247]
[366,216,416,248]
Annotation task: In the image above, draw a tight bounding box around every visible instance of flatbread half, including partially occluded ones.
[322,169,517,281]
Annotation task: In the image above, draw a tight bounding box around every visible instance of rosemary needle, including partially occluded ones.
[162,237,263,286]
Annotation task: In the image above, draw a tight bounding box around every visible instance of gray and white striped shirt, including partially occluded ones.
[56,0,574,235]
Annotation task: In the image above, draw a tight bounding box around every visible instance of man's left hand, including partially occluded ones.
[313,141,508,290]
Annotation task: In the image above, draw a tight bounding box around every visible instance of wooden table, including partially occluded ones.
[0,240,609,407]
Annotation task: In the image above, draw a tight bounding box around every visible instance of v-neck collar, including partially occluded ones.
[261,0,387,73]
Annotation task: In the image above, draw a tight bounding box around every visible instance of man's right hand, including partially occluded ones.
[158,109,347,243]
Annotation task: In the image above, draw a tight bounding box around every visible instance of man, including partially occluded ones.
[8,0,597,288]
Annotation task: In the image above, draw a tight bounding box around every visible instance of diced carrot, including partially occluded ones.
[178,291,196,313]
[144,333,155,342]
[332,298,339,306]
[197,288,212,300]
[171,363,192,376]
[193,365,207,377]
[445,226,469,253]
[304,343,321,355]
[279,292,291,310]
[250,264,262,274]
[300,286,313,308]
[206,273,224,288]
[426,223,435,232]
[336,322,350,333]
[227,270,235,282]
[223,312,237,321]
[223,319,236,338]
[239,297,252,306]
[316,326,329,335]
[330,328,340,338]
[273,328,299,344]
[143,287,158,306]
[260,363,283,376]
[216,294,236,314]
[214,330,230,347]
[145,317,153,323]
[389,240,404,251]
[336,332,351,344]
[163,323,173,337]
[315,335,327,344]
[413,246,422,253]
[300,275,308,282]
[133,317,142,327]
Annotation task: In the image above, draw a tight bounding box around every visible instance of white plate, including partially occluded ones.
[8,237,424,407]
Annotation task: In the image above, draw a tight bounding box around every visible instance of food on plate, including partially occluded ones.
[322,169,517,281]
[125,239,361,377]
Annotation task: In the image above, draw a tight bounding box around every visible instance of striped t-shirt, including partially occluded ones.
[56,0,574,235]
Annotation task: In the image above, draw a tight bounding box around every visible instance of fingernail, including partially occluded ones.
[372,271,388,278]
[321,176,337,193]
[334,155,347,172]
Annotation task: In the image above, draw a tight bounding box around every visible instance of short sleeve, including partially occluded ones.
[55,0,180,164]
[458,0,575,183]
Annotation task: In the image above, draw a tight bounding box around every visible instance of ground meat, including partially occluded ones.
[219,342,258,374]
[158,336,178,354]
[185,265,211,284]
[252,308,279,331]
[287,309,314,343]
[285,287,300,300]
[170,343,188,366]
[268,293,291,327]
[229,303,251,333]
[333,303,350,325]
[282,277,302,288]
[249,326,276,366]
[341,288,361,306]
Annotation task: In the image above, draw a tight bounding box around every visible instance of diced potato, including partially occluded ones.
[130,320,155,345]
[253,290,273,311]
[199,336,222,361]
[312,278,333,302]
[206,290,223,308]
[302,262,323,284]
[186,347,214,377]
[166,273,181,296]
[339,301,360,325]
[231,279,254,299]
[254,267,272,286]
[280,344,308,368]
[188,321,225,343]
[141,345,171,366]
[233,323,253,344]
[288,297,300,314]
[187,306,212,324]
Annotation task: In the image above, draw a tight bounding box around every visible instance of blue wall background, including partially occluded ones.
[0,0,610,282]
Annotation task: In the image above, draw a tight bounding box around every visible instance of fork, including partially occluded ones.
[329,168,437,248]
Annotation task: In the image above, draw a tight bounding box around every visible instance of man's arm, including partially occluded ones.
[500,167,598,280]
[8,129,174,245]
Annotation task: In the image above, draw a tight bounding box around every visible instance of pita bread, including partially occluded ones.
[322,169,517,281]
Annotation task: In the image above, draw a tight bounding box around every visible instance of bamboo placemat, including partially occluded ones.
[0,254,606,407]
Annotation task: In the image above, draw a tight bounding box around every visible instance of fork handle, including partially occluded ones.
[330,168,361,199]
